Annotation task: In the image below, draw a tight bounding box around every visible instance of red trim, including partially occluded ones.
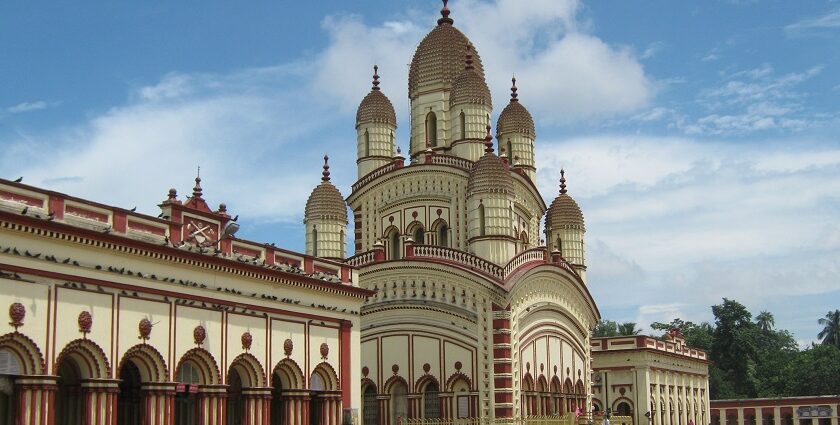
[65,205,109,222]
[0,190,43,207]
[339,321,352,406]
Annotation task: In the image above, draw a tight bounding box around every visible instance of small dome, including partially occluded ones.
[467,128,513,196]
[305,156,348,223]
[547,170,584,230]
[450,45,492,107]
[497,77,535,137]
[356,65,397,129]
[408,2,484,98]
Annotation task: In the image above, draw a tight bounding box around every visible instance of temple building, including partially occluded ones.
[0,1,604,424]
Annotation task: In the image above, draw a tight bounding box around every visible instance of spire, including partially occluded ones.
[438,0,453,25]
[372,65,381,91]
[192,166,203,199]
[510,75,519,102]
[322,155,331,182]
[559,168,567,195]
[465,43,474,71]
[484,125,494,154]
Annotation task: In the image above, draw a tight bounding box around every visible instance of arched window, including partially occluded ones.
[423,382,440,419]
[507,139,513,161]
[364,130,370,157]
[438,224,449,247]
[227,370,244,425]
[57,358,83,425]
[175,362,201,425]
[459,111,466,140]
[312,227,318,257]
[390,381,408,424]
[426,112,438,147]
[616,401,632,416]
[556,237,562,252]
[478,204,486,237]
[407,222,425,245]
[340,230,345,254]
[385,227,401,260]
[117,361,143,425]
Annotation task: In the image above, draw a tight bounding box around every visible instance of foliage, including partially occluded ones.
[593,320,642,337]
[818,309,840,348]
[756,311,775,332]
[650,318,713,350]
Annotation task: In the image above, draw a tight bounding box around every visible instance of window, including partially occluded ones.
[312,227,318,257]
[437,224,449,247]
[478,204,485,237]
[412,225,425,244]
[364,130,370,156]
[390,382,407,424]
[363,386,378,425]
[507,139,513,161]
[423,382,440,419]
[340,230,345,254]
[459,111,466,140]
[426,112,438,147]
[389,231,401,260]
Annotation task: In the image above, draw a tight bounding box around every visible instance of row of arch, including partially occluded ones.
[383,219,449,260]
[361,372,474,425]
[0,331,339,425]
[521,374,587,417]
[650,397,707,425]
[591,399,634,416]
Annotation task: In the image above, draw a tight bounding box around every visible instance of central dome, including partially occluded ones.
[408,4,484,98]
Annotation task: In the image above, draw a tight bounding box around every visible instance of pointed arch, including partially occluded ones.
[537,375,549,393]
[118,343,168,383]
[563,378,574,394]
[431,219,449,247]
[0,331,45,375]
[361,377,377,393]
[312,226,319,257]
[273,357,305,390]
[459,110,466,140]
[384,225,401,260]
[445,371,472,392]
[414,374,440,393]
[550,376,561,393]
[174,347,221,385]
[575,379,585,394]
[382,374,409,394]
[522,373,535,391]
[54,338,111,379]
[364,129,371,157]
[228,352,267,388]
[478,203,486,237]
[406,220,425,244]
[311,361,339,391]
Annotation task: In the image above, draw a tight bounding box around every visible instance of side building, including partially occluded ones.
[0,176,370,425]
[591,332,710,425]
[711,396,840,425]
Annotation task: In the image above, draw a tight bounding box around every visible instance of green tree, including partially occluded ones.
[710,298,757,399]
[651,318,714,350]
[756,311,775,332]
[779,344,840,396]
[818,309,840,348]
[617,322,642,336]
[593,320,619,337]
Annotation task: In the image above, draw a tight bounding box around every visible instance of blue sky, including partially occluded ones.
[1,0,839,344]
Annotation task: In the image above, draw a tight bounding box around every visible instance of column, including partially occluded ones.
[283,391,310,425]
[14,375,58,425]
[142,382,177,425]
[377,395,389,425]
[198,385,228,425]
[491,303,513,418]
[81,379,120,425]
[737,408,744,425]
[242,387,272,425]
[407,394,421,418]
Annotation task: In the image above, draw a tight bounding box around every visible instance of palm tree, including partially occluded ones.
[617,322,642,336]
[818,310,840,348]
[756,311,775,332]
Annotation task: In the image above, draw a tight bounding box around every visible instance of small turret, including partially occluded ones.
[356,65,397,178]
[450,43,493,162]
[545,169,586,279]
[497,77,536,181]
[466,126,516,265]
[304,156,348,260]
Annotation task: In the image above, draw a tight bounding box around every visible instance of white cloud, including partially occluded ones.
[641,41,666,60]
[785,8,840,35]
[6,100,58,114]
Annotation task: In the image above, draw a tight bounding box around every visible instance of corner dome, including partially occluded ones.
[547,170,584,230]
[408,2,484,98]
[356,65,397,129]
[305,157,348,223]
[450,45,492,107]
[497,77,535,137]
[467,129,513,197]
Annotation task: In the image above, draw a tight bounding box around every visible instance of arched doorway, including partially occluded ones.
[420,380,439,419]
[310,372,325,425]
[0,348,22,424]
[56,357,83,425]
[362,383,378,425]
[117,361,142,425]
[271,358,304,425]
[227,369,244,425]
[175,361,201,425]
[389,381,407,424]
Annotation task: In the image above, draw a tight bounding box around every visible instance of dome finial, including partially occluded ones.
[511,75,519,102]
[192,166,203,199]
[438,0,454,25]
[559,168,567,195]
[322,155,331,182]
[484,125,494,154]
[372,65,381,91]
[465,43,474,71]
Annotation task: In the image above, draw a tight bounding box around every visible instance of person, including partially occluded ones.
[604,417,611,425]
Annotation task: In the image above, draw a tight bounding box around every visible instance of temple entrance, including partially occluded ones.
[227,370,245,425]
[117,361,143,425]
[0,349,21,425]
[362,385,377,425]
[310,373,324,425]
[271,374,285,425]
[56,357,83,425]
[175,361,201,425]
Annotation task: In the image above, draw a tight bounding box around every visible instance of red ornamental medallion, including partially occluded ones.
[319,343,329,359]
[139,318,152,341]
[283,339,293,357]
[9,303,25,330]
[78,311,93,335]
[392,364,399,375]
[193,325,206,346]
[241,332,253,351]
[362,366,369,377]
[454,361,462,372]
[423,363,431,374]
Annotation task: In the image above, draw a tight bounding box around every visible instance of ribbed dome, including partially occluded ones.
[356,65,397,129]
[497,78,535,137]
[408,6,484,98]
[305,157,348,223]
[468,130,513,196]
[547,171,584,230]
[450,47,492,107]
